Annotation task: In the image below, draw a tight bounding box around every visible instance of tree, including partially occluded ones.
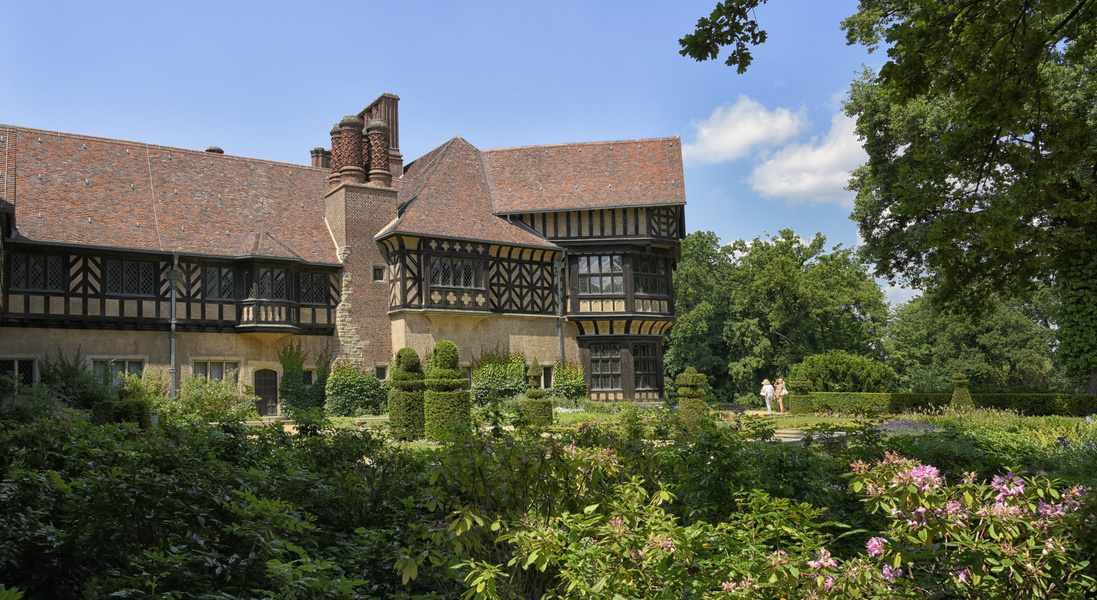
[681,0,1097,393]
[665,229,888,402]
[885,293,1073,393]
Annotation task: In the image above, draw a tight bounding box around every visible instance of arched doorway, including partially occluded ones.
[253,369,279,416]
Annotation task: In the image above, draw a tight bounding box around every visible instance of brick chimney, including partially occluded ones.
[310,147,331,169]
[366,119,391,187]
[359,93,403,185]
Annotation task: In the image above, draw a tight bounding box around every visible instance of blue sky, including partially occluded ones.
[1,0,914,302]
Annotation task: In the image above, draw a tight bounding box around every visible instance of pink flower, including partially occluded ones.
[807,548,837,569]
[908,464,943,492]
[991,472,1025,501]
[881,564,903,581]
[866,537,887,557]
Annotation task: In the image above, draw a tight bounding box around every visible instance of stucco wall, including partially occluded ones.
[0,327,335,387]
[389,311,579,365]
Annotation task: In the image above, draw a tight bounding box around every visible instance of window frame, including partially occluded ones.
[577,255,624,296]
[633,255,669,297]
[299,272,327,305]
[88,356,147,386]
[0,357,37,389]
[105,259,157,297]
[191,359,241,383]
[429,255,486,290]
[633,342,659,390]
[588,343,622,391]
[204,265,236,300]
[9,252,65,292]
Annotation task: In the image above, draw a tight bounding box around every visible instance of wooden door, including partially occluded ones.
[253,369,279,416]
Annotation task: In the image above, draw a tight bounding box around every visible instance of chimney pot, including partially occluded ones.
[205,146,224,154]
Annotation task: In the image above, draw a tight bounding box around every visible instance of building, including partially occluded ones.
[1,94,685,413]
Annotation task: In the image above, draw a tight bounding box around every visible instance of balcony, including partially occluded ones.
[235,299,300,334]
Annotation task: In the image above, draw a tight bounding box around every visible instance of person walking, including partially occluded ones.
[760,379,774,414]
[774,378,788,413]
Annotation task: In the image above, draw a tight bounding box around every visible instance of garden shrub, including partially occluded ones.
[388,347,426,440]
[551,358,588,402]
[119,369,169,408]
[277,340,311,411]
[519,358,552,426]
[471,348,526,405]
[39,349,115,410]
[91,397,151,428]
[324,363,387,417]
[162,375,261,422]
[675,366,709,428]
[973,392,1097,416]
[950,372,974,410]
[0,385,63,423]
[424,340,471,440]
[306,345,332,409]
[790,349,896,393]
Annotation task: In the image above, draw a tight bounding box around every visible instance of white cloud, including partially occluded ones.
[682,96,807,164]
[882,281,922,306]
[748,112,867,207]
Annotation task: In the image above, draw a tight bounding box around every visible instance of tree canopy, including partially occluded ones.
[665,229,887,403]
[681,0,1097,392]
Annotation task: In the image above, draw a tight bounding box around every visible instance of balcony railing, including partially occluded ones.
[235,299,300,333]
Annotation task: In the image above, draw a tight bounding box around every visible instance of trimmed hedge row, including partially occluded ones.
[788,392,1097,416]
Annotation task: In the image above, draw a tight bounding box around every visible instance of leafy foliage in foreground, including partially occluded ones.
[3,404,1096,599]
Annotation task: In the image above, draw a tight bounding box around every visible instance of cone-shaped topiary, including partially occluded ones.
[424,340,471,440]
[675,366,709,429]
[950,373,974,411]
[388,348,425,440]
[520,357,552,426]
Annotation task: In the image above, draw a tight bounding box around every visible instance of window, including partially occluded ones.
[430,256,485,289]
[542,365,553,389]
[303,370,314,388]
[193,360,240,383]
[633,255,668,296]
[578,255,623,295]
[0,358,36,388]
[92,358,145,385]
[10,253,64,291]
[257,267,287,300]
[589,343,621,390]
[374,366,388,380]
[633,343,658,390]
[204,266,235,300]
[300,273,327,304]
[372,266,386,282]
[106,260,156,296]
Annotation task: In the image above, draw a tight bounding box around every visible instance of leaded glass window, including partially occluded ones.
[105,260,156,296]
[633,255,668,296]
[589,343,621,390]
[9,253,64,291]
[205,266,235,300]
[300,273,327,304]
[429,256,485,289]
[634,343,658,390]
[578,255,623,295]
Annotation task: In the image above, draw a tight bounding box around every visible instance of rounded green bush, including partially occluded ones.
[424,340,471,441]
[431,340,460,370]
[324,363,387,417]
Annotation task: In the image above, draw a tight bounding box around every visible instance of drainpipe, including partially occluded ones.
[169,253,179,398]
[555,252,566,361]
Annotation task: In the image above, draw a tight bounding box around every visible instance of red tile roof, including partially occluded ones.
[379,137,559,249]
[3,125,338,265]
[482,137,686,214]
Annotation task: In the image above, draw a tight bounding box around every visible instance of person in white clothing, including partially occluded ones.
[760,379,774,414]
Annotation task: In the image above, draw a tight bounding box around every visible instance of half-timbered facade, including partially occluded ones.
[1,93,686,408]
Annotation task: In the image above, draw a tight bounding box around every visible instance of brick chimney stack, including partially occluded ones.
[335,115,366,185]
[366,119,391,187]
[310,147,331,169]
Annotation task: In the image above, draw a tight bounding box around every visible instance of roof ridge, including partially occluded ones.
[481,136,681,154]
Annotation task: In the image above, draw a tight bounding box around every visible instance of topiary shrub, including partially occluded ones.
[519,358,552,426]
[951,373,974,411]
[324,363,387,417]
[675,367,709,429]
[388,347,426,441]
[424,340,471,441]
[787,371,814,414]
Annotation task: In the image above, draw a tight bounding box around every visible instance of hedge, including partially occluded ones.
[787,392,1097,417]
[675,367,709,429]
[518,395,553,427]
